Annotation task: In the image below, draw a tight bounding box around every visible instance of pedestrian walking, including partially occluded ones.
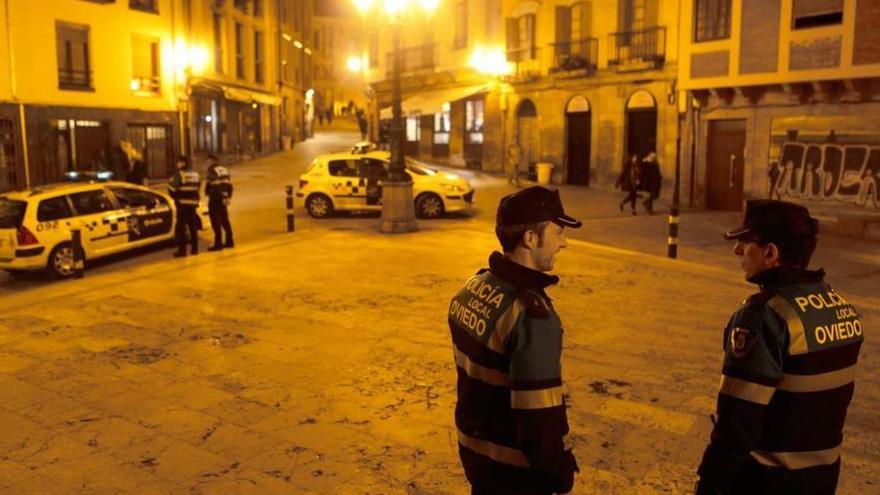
[167,155,201,258]
[326,106,334,124]
[205,154,234,251]
[616,154,642,215]
[449,186,581,495]
[640,151,662,214]
[694,200,863,495]
[506,142,522,187]
[356,109,368,140]
[317,111,324,126]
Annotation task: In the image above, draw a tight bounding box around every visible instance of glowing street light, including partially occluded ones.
[347,56,363,73]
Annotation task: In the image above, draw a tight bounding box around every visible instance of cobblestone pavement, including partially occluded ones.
[0,224,877,494]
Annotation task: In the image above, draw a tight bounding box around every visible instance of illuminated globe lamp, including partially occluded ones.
[353,0,439,233]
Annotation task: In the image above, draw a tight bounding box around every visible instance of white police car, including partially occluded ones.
[0,181,206,278]
[296,150,474,218]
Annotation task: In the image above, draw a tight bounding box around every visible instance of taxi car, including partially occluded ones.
[0,181,207,278]
[296,150,474,218]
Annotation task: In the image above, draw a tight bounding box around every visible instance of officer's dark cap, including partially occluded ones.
[724,199,818,242]
[497,186,582,229]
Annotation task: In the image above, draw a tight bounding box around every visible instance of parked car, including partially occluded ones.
[0,181,208,278]
[296,150,474,219]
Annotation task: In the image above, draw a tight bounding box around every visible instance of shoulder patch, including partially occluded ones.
[518,291,549,318]
[729,326,759,358]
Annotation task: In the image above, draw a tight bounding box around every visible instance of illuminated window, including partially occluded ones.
[465,99,484,144]
[406,113,421,142]
[131,35,160,94]
[694,0,731,42]
[434,103,451,144]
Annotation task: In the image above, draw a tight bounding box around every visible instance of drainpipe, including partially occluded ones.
[5,0,30,188]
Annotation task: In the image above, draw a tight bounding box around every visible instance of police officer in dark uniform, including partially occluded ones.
[205,154,234,251]
[695,200,864,495]
[167,155,201,257]
[449,186,581,495]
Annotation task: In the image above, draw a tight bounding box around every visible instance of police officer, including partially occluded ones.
[449,186,581,495]
[167,155,201,257]
[695,200,864,495]
[205,154,234,251]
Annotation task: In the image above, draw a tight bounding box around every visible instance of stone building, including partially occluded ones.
[679,0,880,235]
[312,0,369,121]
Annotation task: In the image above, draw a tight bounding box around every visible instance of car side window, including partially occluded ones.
[37,196,73,222]
[69,190,114,216]
[110,187,165,208]
[360,159,389,180]
[328,160,359,177]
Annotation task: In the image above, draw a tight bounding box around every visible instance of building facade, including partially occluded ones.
[313,0,369,120]
[367,0,680,188]
[679,0,880,225]
[0,0,314,192]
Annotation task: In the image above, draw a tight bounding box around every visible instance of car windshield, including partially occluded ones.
[0,198,27,228]
[405,158,437,176]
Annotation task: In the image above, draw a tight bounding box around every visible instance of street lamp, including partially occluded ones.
[354,0,438,233]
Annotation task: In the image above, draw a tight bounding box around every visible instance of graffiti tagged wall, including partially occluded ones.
[768,116,879,210]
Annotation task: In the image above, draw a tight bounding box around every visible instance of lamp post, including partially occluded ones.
[354,0,438,233]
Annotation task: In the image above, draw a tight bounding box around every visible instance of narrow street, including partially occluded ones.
[0,129,877,494]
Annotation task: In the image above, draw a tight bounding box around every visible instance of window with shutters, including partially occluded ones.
[56,23,92,90]
[254,30,264,83]
[792,0,843,29]
[694,0,731,41]
[129,0,158,13]
[235,22,245,80]
[213,13,224,74]
[507,14,536,61]
[131,35,160,94]
[454,1,468,49]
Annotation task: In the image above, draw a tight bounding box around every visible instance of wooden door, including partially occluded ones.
[626,108,657,159]
[566,111,591,185]
[706,119,746,210]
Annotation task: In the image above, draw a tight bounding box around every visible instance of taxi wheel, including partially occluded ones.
[415,193,445,219]
[47,242,77,279]
[306,194,333,218]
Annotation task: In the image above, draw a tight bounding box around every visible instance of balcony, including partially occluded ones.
[385,43,436,78]
[608,26,666,71]
[58,67,93,91]
[506,46,541,80]
[551,37,598,75]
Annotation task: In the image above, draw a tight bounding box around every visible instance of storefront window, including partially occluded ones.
[465,99,484,144]
[406,113,421,142]
[434,103,451,144]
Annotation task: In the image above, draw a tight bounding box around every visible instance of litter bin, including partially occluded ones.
[536,162,554,185]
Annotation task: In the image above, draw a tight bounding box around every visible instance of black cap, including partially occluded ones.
[497,186,582,229]
[724,200,818,242]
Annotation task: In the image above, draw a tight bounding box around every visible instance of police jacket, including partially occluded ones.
[449,252,578,494]
[206,165,233,200]
[698,266,863,495]
[167,168,200,206]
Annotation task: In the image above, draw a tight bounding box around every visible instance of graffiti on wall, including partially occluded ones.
[768,118,879,210]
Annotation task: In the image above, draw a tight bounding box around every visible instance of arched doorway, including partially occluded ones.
[516,99,538,180]
[625,90,657,160]
[565,96,591,185]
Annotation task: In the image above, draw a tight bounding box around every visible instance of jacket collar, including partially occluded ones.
[488,251,559,292]
[748,265,826,289]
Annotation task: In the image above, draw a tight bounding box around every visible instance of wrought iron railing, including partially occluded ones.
[552,37,598,72]
[385,43,436,77]
[506,46,541,77]
[608,26,666,67]
[58,68,92,89]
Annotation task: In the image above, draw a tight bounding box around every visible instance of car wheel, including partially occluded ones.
[306,194,334,218]
[47,242,77,279]
[415,193,445,219]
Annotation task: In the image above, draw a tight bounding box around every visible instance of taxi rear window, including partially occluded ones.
[0,198,26,228]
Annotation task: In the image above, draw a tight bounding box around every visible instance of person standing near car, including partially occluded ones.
[449,186,580,495]
[167,155,201,257]
[205,154,234,251]
[694,200,863,495]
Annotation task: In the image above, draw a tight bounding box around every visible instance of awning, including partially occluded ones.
[380,84,488,119]
[189,79,282,106]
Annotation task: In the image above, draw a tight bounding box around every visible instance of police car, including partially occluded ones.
[0,181,207,278]
[296,150,474,218]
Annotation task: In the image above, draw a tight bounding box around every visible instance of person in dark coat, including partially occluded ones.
[110,141,131,182]
[640,151,662,214]
[356,109,368,140]
[126,148,147,185]
[616,154,642,215]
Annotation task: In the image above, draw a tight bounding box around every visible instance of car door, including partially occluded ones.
[67,188,129,256]
[109,186,174,244]
[359,158,389,208]
[327,159,362,209]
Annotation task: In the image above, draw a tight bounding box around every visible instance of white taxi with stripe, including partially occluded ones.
[0,181,206,278]
[296,150,474,219]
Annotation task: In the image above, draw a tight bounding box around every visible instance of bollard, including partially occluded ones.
[667,208,679,259]
[71,228,84,279]
[285,185,295,232]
